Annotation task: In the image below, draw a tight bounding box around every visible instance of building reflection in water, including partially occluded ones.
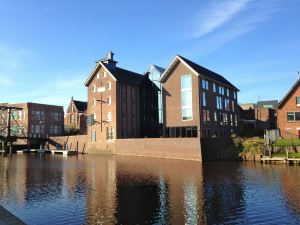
[202,162,245,224]
[0,154,247,225]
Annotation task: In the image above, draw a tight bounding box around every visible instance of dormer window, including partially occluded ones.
[296,96,300,107]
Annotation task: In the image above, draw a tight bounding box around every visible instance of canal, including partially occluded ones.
[0,154,300,224]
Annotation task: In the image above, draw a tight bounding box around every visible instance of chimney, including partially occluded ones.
[102,51,118,70]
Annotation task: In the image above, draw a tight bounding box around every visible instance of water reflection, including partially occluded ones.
[0,155,299,224]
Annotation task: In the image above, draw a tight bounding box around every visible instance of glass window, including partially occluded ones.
[202,79,208,90]
[202,92,206,106]
[296,112,300,121]
[181,75,192,89]
[297,97,300,106]
[213,83,216,92]
[287,112,295,122]
[107,81,111,90]
[182,108,193,121]
[104,71,107,78]
[181,75,193,120]
[107,112,112,121]
[92,84,96,92]
[91,130,96,142]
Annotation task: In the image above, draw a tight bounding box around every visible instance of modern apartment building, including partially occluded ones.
[64,97,87,134]
[160,55,239,138]
[277,79,300,137]
[84,52,158,146]
[0,102,64,139]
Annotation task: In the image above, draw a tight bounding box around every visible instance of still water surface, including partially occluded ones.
[0,154,300,224]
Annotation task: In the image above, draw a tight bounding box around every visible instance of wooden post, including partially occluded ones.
[76,141,78,152]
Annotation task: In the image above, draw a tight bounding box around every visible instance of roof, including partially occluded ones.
[256,100,278,109]
[278,79,300,109]
[152,65,165,74]
[84,61,144,86]
[73,100,87,112]
[105,66,144,86]
[160,55,239,91]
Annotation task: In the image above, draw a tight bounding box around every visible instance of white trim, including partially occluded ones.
[84,62,117,86]
[160,55,198,83]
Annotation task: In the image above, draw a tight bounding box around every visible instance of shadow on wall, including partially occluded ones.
[201,137,243,161]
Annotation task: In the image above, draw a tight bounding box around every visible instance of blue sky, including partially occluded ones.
[0,0,299,110]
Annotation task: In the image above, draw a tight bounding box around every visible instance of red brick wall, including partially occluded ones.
[163,61,200,128]
[49,135,88,152]
[115,138,202,161]
[278,83,300,137]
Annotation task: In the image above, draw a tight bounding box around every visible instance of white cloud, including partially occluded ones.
[191,0,252,38]
[185,0,282,56]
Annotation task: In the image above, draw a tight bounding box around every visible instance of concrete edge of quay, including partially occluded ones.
[0,205,26,225]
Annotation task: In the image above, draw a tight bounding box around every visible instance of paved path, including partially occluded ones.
[0,205,26,225]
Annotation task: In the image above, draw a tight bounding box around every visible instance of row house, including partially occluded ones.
[277,79,300,138]
[84,52,158,145]
[64,97,87,134]
[160,55,239,138]
[0,102,64,140]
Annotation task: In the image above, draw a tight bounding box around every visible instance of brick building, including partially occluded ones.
[84,52,158,146]
[64,97,87,134]
[277,79,300,137]
[160,55,239,138]
[0,102,64,142]
[239,100,277,135]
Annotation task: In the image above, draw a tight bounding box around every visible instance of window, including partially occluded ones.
[91,130,96,142]
[287,112,300,122]
[107,112,112,122]
[216,96,223,110]
[70,114,75,124]
[104,71,107,78]
[213,83,217,92]
[40,111,45,121]
[232,101,235,112]
[181,75,193,120]
[202,92,206,106]
[92,84,96,92]
[96,72,100,79]
[107,96,111,105]
[214,111,218,124]
[106,127,114,140]
[107,81,111,90]
[226,89,230,97]
[203,109,210,124]
[230,114,233,126]
[223,113,228,125]
[93,98,97,107]
[235,115,238,126]
[233,92,237,99]
[297,97,300,106]
[202,79,208,90]
[225,99,230,111]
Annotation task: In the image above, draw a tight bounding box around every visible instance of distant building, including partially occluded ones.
[160,55,239,138]
[147,65,165,125]
[0,102,64,141]
[239,103,256,110]
[239,107,277,135]
[256,100,278,109]
[277,79,300,138]
[64,97,87,134]
[84,52,159,148]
